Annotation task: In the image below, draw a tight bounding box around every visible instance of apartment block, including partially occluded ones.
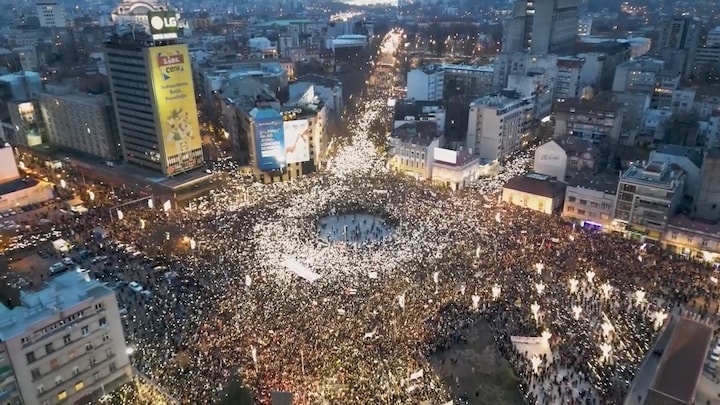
[0,272,131,405]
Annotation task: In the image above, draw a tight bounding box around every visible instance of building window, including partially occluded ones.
[102,334,110,342]
[37,385,45,394]
[82,326,89,336]
[54,375,62,386]
[577,209,586,215]
[63,334,71,344]
[98,318,107,328]
[687,236,693,243]
[45,343,55,354]
[26,352,36,363]
[94,302,104,310]
[567,206,574,213]
[72,367,80,376]
[68,350,76,360]
[568,196,576,202]
[109,362,117,372]
[74,381,84,391]
[702,239,709,247]
[57,390,67,400]
[50,358,59,370]
[671,232,678,240]
[31,368,41,380]
[579,199,588,205]
[85,343,93,352]
[21,337,30,345]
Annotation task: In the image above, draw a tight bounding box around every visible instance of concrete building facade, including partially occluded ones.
[0,272,132,405]
[39,92,121,161]
[467,94,533,162]
[612,161,687,240]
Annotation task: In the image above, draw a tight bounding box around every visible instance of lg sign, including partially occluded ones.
[150,14,177,31]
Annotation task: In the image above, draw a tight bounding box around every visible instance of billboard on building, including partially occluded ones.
[434,147,458,164]
[0,147,20,183]
[148,44,203,175]
[148,11,179,40]
[283,119,310,164]
[255,112,285,171]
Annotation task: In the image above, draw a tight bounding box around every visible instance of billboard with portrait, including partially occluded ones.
[147,44,203,175]
[254,112,285,171]
[283,119,310,164]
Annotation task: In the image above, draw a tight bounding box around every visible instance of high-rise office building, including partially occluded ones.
[502,0,580,55]
[104,27,204,175]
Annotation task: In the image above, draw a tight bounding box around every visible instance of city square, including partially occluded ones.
[1,0,720,404]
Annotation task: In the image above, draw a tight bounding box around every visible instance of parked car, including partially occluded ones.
[128,282,143,293]
[49,262,67,275]
[61,257,74,266]
[91,255,108,264]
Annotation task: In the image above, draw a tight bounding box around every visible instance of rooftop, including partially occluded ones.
[621,161,684,190]
[442,63,494,73]
[390,121,442,146]
[0,272,113,341]
[503,173,566,198]
[567,170,619,194]
[667,214,720,235]
[295,74,342,90]
[470,94,529,110]
[39,92,111,106]
[646,317,713,405]
[393,100,444,122]
[653,144,703,169]
[554,97,623,114]
[0,177,39,195]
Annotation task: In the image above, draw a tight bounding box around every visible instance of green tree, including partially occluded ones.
[218,369,254,405]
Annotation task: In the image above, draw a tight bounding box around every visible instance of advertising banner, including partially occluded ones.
[148,11,179,40]
[510,336,544,345]
[283,119,310,164]
[255,115,285,171]
[148,44,203,175]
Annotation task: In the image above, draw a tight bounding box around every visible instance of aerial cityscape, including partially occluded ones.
[0,0,720,404]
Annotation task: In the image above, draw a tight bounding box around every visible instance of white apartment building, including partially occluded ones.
[562,173,619,230]
[612,160,686,240]
[39,91,121,161]
[467,94,533,162]
[555,57,584,102]
[612,58,665,94]
[406,65,444,101]
[36,0,66,28]
[0,272,132,405]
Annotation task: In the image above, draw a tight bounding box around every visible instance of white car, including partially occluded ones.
[61,257,74,266]
[128,282,143,293]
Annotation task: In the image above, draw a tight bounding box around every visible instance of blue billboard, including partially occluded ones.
[254,110,285,171]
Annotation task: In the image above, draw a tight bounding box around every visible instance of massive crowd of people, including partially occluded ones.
[9,30,720,405]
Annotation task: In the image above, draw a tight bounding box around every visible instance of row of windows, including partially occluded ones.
[27,315,106,364]
[29,308,87,342]
[37,362,117,404]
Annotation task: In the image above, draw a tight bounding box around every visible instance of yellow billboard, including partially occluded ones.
[147,44,204,175]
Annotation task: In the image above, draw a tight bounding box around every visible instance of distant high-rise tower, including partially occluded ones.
[659,16,699,50]
[36,0,66,28]
[502,0,580,55]
[104,25,204,175]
